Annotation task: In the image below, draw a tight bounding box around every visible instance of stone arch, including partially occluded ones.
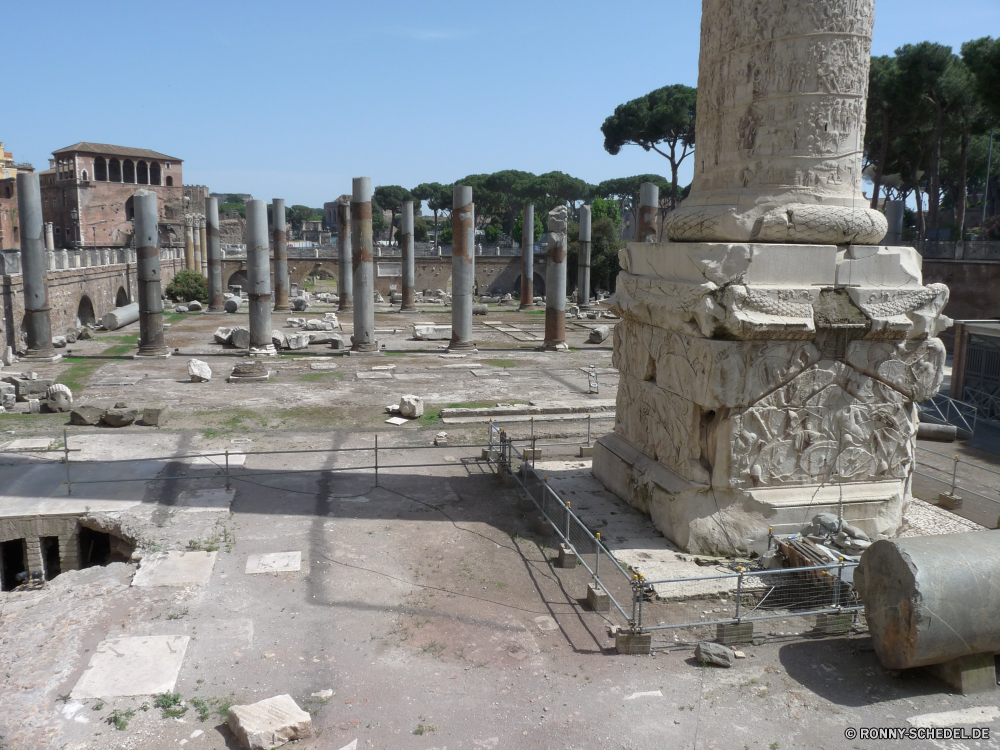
[149,162,161,186]
[77,296,96,327]
[123,159,135,183]
[109,158,122,182]
[227,270,249,293]
[94,157,107,181]
[137,160,149,185]
[512,272,545,297]
[81,169,89,182]
[116,287,129,307]
[124,195,135,221]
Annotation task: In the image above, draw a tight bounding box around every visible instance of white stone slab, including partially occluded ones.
[132,551,217,587]
[245,551,302,574]
[392,373,441,381]
[92,377,142,387]
[371,364,396,371]
[471,370,510,377]
[356,371,393,379]
[189,451,247,467]
[71,635,190,698]
[443,363,482,369]
[175,488,235,512]
[227,694,312,749]
[308,362,339,370]
[385,416,410,426]
[2,438,53,451]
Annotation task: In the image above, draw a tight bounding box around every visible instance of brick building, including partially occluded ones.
[0,141,34,250]
[40,142,184,250]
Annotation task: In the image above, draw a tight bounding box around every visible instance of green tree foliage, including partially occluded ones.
[511,210,544,246]
[373,186,415,245]
[601,84,697,209]
[438,225,453,244]
[166,269,208,303]
[370,200,389,237]
[412,182,450,247]
[413,218,430,243]
[590,217,625,294]
[595,175,671,235]
[962,37,1000,120]
[590,195,622,227]
[284,205,322,232]
[483,223,502,243]
[219,202,245,218]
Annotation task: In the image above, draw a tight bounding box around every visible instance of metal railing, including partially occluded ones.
[914,444,1000,510]
[918,393,978,436]
[961,386,1000,423]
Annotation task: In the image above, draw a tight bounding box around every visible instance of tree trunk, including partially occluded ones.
[915,184,926,241]
[870,110,891,209]
[928,106,944,230]
[957,131,970,241]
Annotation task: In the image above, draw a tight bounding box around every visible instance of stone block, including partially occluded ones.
[925,653,998,695]
[615,630,652,655]
[224,298,243,313]
[413,324,451,340]
[142,405,169,426]
[291,297,309,312]
[214,326,234,345]
[231,326,251,349]
[12,377,53,402]
[227,694,313,750]
[45,383,73,413]
[188,359,212,382]
[307,332,342,345]
[303,319,334,331]
[715,621,754,645]
[556,543,577,569]
[695,641,736,667]
[937,492,962,510]
[70,404,105,426]
[28,398,40,414]
[271,330,287,349]
[399,395,424,418]
[102,405,138,427]
[187,300,203,311]
[286,333,310,350]
[587,583,610,612]
[588,325,610,343]
[814,612,853,635]
[523,448,541,460]
[472,304,489,315]
[578,445,594,458]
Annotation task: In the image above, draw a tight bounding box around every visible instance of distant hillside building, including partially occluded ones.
[40,142,184,249]
[300,219,330,245]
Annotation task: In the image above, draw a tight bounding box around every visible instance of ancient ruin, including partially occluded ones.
[593,0,952,554]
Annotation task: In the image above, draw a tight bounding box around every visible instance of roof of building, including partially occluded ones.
[52,142,182,161]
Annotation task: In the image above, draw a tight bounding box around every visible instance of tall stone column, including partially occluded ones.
[519,203,535,309]
[206,197,225,312]
[350,178,377,353]
[245,200,275,354]
[399,200,416,312]
[272,199,290,312]
[542,206,568,351]
[199,217,208,277]
[593,0,950,556]
[193,216,203,277]
[44,223,54,251]
[577,204,592,308]
[184,216,195,271]
[134,190,169,358]
[637,182,658,242]
[448,185,476,351]
[337,199,353,311]
[15,173,59,361]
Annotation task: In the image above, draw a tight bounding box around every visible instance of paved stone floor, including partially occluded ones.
[0,300,997,749]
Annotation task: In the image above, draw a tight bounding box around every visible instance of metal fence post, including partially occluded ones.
[375,433,379,487]
[595,532,601,582]
[631,575,639,627]
[225,449,230,491]
[735,565,743,621]
[532,435,537,470]
[565,500,571,541]
[951,454,959,496]
[63,428,72,496]
[834,558,844,609]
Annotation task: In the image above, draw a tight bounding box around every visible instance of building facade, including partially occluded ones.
[40,142,184,250]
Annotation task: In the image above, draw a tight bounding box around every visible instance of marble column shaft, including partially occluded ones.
[351,178,376,352]
[337,200,353,311]
[543,205,568,349]
[578,204,592,308]
[245,201,273,351]
[637,183,659,242]
[519,203,534,309]
[15,173,56,358]
[399,200,416,311]
[134,190,169,356]
[184,219,195,271]
[272,199,290,312]
[193,217,203,277]
[206,198,225,311]
[449,185,475,350]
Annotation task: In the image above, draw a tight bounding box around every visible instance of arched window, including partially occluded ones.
[125,195,135,221]
[94,156,107,181]
[109,158,121,182]
[137,160,149,185]
[81,169,89,182]
[166,176,173,187]
[123,159,135,183]
[149,162,161,186]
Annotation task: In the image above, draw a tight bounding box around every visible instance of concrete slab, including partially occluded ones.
[70,635,189,698]
[471,370,511,378]
[92,377,142,387]
[2,438,53,451]
[385,416,410,426]
[189,452,246,467]
[356,372,393,380]
[245,551,301,574]
[132,551,217,587]
[175,488,235,512]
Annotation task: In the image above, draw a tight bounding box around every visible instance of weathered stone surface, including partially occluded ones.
[227,694,312,750]
[399,395,424,418]
[187,300,203,311]
[290,297,308,312]
[70,404,104,425]
[224,298,243,313]
[413,324,451,340]
[214,327,234,345]
[307,332,343,346]
[174,305,189,313]
[231,327,251,349]
[102,405,138,427]
[52,336,67,348]
[271,330,287,349]
[286,333,310,350]
[472,304,488,315]
[303,319,334,331]
[588,325,610,343]
[11,377,54,402]
[188,359,212,382]
[45,383,73,412]
[695,641,736,667]
[28,398,40,414]
[142,405,170,426]
[286,318,306,328]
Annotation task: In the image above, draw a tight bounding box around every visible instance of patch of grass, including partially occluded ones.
[217,698,236,720]
[107,708,135,730]
[526,309,546,315]
[203,428,220,439]
[299,371,345,382]
[56,361,101,394]
[191,698,210,722]
[418,406,443,426]
[92,700,105,711]
[166,609,188,620]
[100,344,134,357]
[413,724,437,735]
[97,334,140,344]
[382,351,409,357]
[484,359,518,368]
[446,401,495,409]
[154,692,187,719]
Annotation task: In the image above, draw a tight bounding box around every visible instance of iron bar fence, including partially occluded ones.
[913,444,1000,511]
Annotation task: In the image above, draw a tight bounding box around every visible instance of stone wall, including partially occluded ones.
[0,257,184,348]
[921,260,1000,350]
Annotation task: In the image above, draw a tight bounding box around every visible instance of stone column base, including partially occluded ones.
[592,433,904,556]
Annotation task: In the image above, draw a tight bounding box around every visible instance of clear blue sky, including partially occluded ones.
[6,0,997,208]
